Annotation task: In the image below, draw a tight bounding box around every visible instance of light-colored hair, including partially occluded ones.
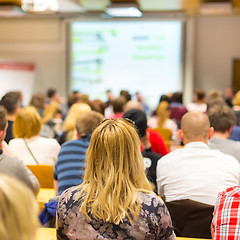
[76,111,104,137]
[207,89,223,102]
[64,103,91,141]
[42,101,59,124]
[157,101,170,128]
[181,111,210,141]
[13,106,42,138]
[79,119,152,224]
[232,90,240,106]
[0,174,39,240]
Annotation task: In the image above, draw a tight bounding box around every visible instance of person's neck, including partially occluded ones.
[213,131,230,139]
[7,114,15,121]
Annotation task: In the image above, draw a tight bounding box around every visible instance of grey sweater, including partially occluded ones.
[0,151,40,195]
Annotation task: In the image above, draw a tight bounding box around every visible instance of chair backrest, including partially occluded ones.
[26,165,54,188]
[166,199,214,239]
[153,127,172,141]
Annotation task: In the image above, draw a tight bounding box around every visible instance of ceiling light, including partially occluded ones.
[105,3,142,17]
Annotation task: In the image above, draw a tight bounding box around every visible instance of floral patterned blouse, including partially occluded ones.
[57,186,176,240]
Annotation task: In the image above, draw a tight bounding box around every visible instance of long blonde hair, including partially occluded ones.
[0,174,39,240]
[79,119,152,224]
[157,101,170,128]
[42,101,59,124]
[63,103,91,141]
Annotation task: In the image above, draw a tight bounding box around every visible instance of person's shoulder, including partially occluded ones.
[139,191,165,207]
[219,186,240,199]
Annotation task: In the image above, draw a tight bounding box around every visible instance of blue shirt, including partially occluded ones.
[54,135,91,195]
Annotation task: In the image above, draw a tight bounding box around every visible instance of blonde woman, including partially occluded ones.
[0,174,39,240]
[58,103,91,145]
[148,101,178,141]
[41,101,63,138]
[9,106,60,165]
[57,119,176,240]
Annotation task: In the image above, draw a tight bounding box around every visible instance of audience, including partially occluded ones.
[208,105,240,162]
[57,118,176,240]
[0,106,40,194]
[0,91,20,143]
[54,111,104,195]
[0,174,39,240]
[107,96,126,119]
[157,111,240,206]
[9,106,60,166]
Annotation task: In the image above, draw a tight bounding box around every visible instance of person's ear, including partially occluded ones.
[178,129,184,142]
[208,127,214,140]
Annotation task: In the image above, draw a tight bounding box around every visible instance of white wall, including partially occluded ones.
[2,15,240,104]
[195,15,240,94]
[0,18,67,101]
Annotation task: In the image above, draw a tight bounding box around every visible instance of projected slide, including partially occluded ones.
[72,21,182,108]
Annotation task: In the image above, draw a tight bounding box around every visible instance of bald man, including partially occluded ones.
[157,111,240,206]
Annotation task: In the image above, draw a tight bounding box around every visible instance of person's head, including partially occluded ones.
[232,90,240,106]
[89,99,106,115]
[112,96,127,114]
[76,111,104,138]
[29,92,46,110]
[0,174,39,240]
[47,88,57,99]
[13,106,42,138]
[123,109,147,138]
[120,90,131,102]
[123,100,144,113]
[156,101,170,128]
[170,92,183,104]
[67,92,81,108]
[80,118,152,224]
[193,89,206,103]
[0,92,20,116]
[0,106,8,143]
[207,89,223,103]
[208,105,236,134]
[179,111,213,145]
[159,94,170,104]
[79,94,90,105]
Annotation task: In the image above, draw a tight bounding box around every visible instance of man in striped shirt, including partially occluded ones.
[212,186,240,239]
[54,111,104,195]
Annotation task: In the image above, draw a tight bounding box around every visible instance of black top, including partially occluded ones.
[4,120,14,144]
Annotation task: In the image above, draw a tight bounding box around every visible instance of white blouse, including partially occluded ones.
[9,136,60,166]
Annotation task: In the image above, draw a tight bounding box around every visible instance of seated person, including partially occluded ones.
[157,111,240,206]
[212,186,240,239]
[208,104,240,162]
[0,174,39,240]
[0,106,39,194]
[57,118,176,240]
[9,106,60,166]
[54,111,104,195]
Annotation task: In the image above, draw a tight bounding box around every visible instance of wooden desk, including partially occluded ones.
[37,188,56,211]
[37,228,56,240]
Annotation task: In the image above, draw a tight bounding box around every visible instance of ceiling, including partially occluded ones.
[1,0,240,17]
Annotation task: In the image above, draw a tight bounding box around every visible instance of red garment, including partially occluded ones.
[211,186,240,240]
[142,128,169,156]
[107,112,124,119]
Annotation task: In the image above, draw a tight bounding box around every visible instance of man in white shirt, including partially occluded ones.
[157,111,240,206]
